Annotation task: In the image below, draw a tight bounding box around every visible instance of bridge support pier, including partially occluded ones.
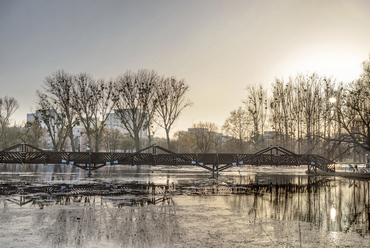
[212,164,219,178]
[84,163,92,176]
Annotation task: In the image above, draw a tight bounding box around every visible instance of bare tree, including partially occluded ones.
[72,74,118,152]
[22,117,43,147]
[154,76,192,149]
[115,69,158,151]
[222,107,250,152]
[189,122,220,153]
[269,73,337,154]
[270,79,293,148]
[291,77,305,153]
[173,131,194,153]
[244,85,267,149]
[333,57,370,152]
[35,99,67,151]
[295,73,326,152]
[102,129,126,152]
[0,96,19,148]
[4,124,23,147]
[36,70,77,151]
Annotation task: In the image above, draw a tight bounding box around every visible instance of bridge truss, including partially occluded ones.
[0,143,335,174]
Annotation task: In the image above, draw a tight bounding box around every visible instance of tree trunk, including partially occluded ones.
[95,136,100,152]
[166,129,171,150]
[68,129,75,152]
[134,132,141,152]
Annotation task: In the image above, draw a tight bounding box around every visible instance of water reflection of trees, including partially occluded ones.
[0,163,161,185]
[224,179,370,236]
[2,164,370,243]
[31,195,182,248]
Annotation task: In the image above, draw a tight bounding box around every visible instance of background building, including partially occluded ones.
[26,111,148,152]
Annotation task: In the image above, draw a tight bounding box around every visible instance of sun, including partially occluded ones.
[284,52,363,82]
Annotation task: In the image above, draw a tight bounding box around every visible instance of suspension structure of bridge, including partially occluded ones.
[0,143,335,174]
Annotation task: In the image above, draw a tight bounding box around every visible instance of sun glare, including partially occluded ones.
[284,52,363,82]
[330,207,336,221]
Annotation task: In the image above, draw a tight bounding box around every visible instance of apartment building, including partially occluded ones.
[27,110,148,151]
[105,111,148,140]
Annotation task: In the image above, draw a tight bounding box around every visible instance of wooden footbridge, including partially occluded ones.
[0,143,335,174]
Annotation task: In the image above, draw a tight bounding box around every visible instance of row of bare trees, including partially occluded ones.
[170,57,370,161]
[215,57,370,160]
[218,74,337,155]
[3,57,370,161]
[34,69,191,152]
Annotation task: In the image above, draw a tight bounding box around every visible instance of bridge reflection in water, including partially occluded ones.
[1,177,369,242]
[0,162,368,247]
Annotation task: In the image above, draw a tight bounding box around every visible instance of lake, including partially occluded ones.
[0,164,369,247]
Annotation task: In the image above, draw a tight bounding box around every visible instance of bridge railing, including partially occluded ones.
[0,144,335,172]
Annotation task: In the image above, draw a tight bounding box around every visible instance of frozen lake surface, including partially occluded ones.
[0,164,369,247]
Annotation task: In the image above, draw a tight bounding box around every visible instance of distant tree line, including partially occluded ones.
[173,57,370,162]
[2,57,370,162]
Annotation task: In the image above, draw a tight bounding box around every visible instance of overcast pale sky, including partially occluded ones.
[1,0,370,137]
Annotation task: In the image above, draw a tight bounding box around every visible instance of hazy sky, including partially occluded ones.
[1,0,370,137]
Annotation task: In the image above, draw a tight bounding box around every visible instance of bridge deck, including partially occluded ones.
[0,143,335,173]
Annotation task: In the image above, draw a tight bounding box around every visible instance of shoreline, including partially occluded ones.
[306,169,370,180]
